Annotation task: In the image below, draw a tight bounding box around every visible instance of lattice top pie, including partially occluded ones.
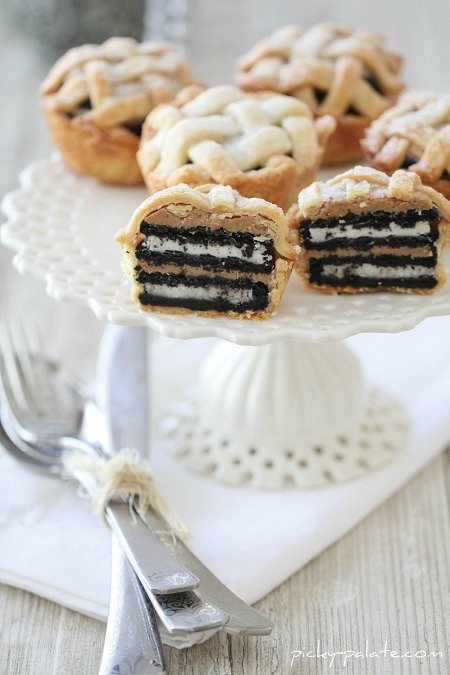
[235,23,404,165]
[363,92,450,199]
[137,84,336,210]
[41,37,196,185]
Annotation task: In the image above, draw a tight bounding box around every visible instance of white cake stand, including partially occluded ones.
[2,157,449,489]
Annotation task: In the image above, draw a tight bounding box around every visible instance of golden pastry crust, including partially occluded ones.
[137,84,335,210]
[288,167,450,294]
[236,23,404,166]
[40,37,196,185]
[117,183,296,320]
[322,115,368,165]
[41,100,142,185]
[363,91,450,199]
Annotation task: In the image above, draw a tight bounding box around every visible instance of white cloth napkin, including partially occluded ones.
[0,317,449,643]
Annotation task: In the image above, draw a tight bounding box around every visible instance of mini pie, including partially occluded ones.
[116,183,296,319]
[363,91,450,199]
[40,37,196,185]
[236,23,404,166]
[288,166,450,294]
[137,84,336,211]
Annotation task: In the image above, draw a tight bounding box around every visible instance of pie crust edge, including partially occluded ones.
[41,98,143,185]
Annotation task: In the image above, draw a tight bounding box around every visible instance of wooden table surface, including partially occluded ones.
[0,2,449,673]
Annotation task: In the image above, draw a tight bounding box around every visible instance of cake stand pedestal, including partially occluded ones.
[166,339,409,489]
[3,158,448,491]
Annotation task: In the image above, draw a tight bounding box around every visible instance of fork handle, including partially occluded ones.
[99,536,166,675]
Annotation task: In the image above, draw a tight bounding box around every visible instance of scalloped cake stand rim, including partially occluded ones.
[1,156,450,347]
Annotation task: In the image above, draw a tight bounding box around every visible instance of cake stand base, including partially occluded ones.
[163,340,410,490]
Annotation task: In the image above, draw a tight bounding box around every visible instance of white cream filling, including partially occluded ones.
[144,282,254,303]
[309,220,430,243]
[321,263,433,280]
[142,235,271,265]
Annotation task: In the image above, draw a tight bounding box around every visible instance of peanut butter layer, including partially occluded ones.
[135,259,273,284]
[298,196,433,221]
[143,205,274,237]
[306,245,436,260]
[117,183,296,261]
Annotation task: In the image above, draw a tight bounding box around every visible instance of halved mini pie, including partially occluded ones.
[116,183,296,319]
[40,37,196,185]
[288,167,450,294]
[236,23,404,166]
[363,91,450,199]
[137,84,336,210]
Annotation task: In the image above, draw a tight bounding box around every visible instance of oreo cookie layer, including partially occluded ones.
[138,294,269,312]
[136,249,273,274]
[302,233,437,251]
[308,254,438,289]
[301,229,438,252]
[309,275,438,290]
[138,222,274,273]
[300,208,440,251]
[309,253,437,269]
[301,207,440,230]
[137,270,269,313]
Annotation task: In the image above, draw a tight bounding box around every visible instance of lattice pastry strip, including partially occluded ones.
[138,85,335,209]
[363,92,450,193]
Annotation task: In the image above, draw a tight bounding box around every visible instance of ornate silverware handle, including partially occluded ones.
[99,536,166,675]
[107,501,199,595]
[109,504,228,634]
[72,465,199,595]
[142,511,273,636]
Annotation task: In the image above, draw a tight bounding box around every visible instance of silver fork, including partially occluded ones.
[0,320,200,592]
[0,406,166,674]
[0,319,228,635]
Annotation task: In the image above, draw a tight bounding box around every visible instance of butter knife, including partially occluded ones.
[98,326,228,635]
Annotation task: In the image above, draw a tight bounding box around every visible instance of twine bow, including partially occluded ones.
[62,448,189,539]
